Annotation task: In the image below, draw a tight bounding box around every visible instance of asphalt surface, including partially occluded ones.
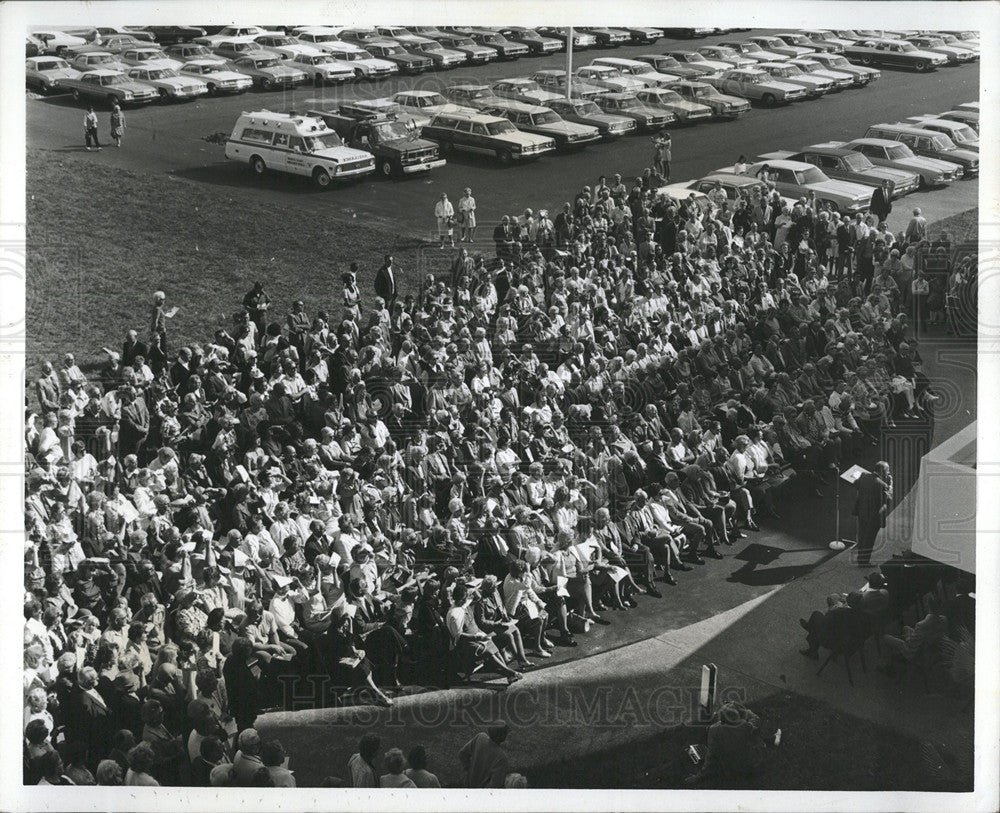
[27,29,979,239]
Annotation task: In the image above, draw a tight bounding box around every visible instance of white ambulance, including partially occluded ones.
[224,110,376,187]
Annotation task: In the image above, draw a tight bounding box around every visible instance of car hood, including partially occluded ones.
[119,81,158,93]
[503,131,552,148]
[313,146,373,162]
[708,91,748,107]
[667,99,711,114]
[809,178,874,200]
[937,146,978,161]
[859,166,916,183]
[909,48,948,61]
[762,78,809,92]
[260,65,303,76]
[893,155,962,173]
[139,58,183,70]
[196,70,249,81]
[43,68,82,79]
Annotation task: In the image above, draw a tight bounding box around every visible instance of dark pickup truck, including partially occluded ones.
[306,105,446,178]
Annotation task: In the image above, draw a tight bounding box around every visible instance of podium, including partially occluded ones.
[829,464,868,551]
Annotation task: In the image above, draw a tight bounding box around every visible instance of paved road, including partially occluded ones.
[27,30,979,239]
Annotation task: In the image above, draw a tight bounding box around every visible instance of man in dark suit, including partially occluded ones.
[870,180,893,226]
[122,329,148,368]
[854,460,892,566]
[373,254,397,308]
[69,666,113,766]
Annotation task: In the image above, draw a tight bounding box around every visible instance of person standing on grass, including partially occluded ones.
[84,106,101,151]
[110,101,126,148]
[458,722,511,788]
[458,187,477,243]
[435,192,456,248]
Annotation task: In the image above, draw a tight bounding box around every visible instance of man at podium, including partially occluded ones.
[852,461,893,567]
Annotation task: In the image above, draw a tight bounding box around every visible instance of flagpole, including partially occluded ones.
[566,27,574,100]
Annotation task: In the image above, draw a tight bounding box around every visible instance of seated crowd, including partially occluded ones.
[24,164,971,786]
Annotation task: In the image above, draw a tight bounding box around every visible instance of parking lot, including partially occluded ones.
[27,29,979,237]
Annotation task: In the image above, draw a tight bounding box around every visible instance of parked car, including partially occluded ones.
[787,58,855,90]
[545,97,637,138]
[773,32,827,53]
[905,116,979,151]
[754,62,834,96]
[796,30,849,53]
[905,35,977,63]
[195,26,275,47]
[392,90,475,120]
[682,173,798,209]
[224,110,375,186]
[697,45,755,68]
[90,34,147,55]
[25,56,81,94]
[704,68,808,105]
[420,109,555,163]
[633,53,710,79]
[321,44,398,78]
[671,80,750,118]
[763,146,920,196]
[807,52,880,85]
[69,51,129,73]
[178,59,253,94]
[654,184,713,212]
[575,64,648,93]
[843,38,947,71]
[30,29,87,55]
[717,159,871,214]
[293,27,343,51]
[26,34,44,57]
[126,66,208,100]
[163,43,226,65]
[716,39,790,63]
[590,56,677,88]
[374,26,414,40]
[747,35,815,59]
[141,25,207,44]
[289,51,355,85]
[336,28,384,47]
[666,50,732,74]
[954,101,978,113]
[426,34,497,63]
[59,69,159,105]
[825,138,962,188]
[936,109,978,133]
[577,27,630,47]
[119,46,183,70]
[364,41,433,73]
[535,27,597,49]
[634,87,713,123]
[659,28,714,38]
[254,33,322,60]
[462,29,529,60]
[864,123,978,175]
[230,53,308,89]
[212,39,269,62]
[409,26,452,40]
[394,35,467,68]
[531,69,604,100]
[593,92,673,130]
[491,77,562,105]
[936,32,980,54]
[619,27,664,44]
[479,100,601,149]
[497,27,562,54]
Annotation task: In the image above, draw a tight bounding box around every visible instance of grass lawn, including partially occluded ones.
[928,206,978,245]
[26,148,454,379]
[526,690,972,791]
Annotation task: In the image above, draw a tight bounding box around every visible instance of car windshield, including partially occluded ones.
[533,111,560,124]
[420,93,447,106]
[310,34,339,42]
[921,38,944,47]
[716,47,737,57]
[310,55,336,64]
[658,57,681,67]
[574,101,600,114]
[304,132,346,150]
[332,51,361,60]
[684,53,706,62]
[486,120,516,135]
[798,167,827,184]
[948,125,977,142]
[382,45,404,55]
[482,34,505,44]
[898,42,917,52]
[841,153,873,170]
[453,38,475,46]
[784,65,804,75]
[38,60,66,69]
[469,88,495,98]
[929,134,956,150]
[688,85,713,98]
[254,57,281,67]
[372,121,413,140]
[420,42,444,51]
[105,74,129,85]
[798,61,821,71]
[740,72,762,83]
[827,56,850,67]
[615,96,640,109]
[743,43,762,52]
[147,68,178,78]
[269,37,294,45]
[202,65,228,74]
[517,80,541,91]
[885,144,913,159]
[91,55,115,64]
[188,45,212,55]
[621,65,645,75]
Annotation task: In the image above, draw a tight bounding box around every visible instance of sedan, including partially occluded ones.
[717,40,790,63]
[497,27,562,54]
[229,54,308,89]
[363,41,433,73]
[25,56,81,94]
[578,27,631,47]
[443,83,503,109]
[69,51,129,74]
[392,90,476,119]
[141,25,207,44]
[718,159,872,214]
[60,69,159,105]
[634,87,713,123]
[620,27,664,44]
[163,43,226,65]
[705,68,808,105]
[126,66,208,100]
[906,35,977,63]
[546,97,637,138]
[479,102,601,149]
[322,45,398,78]
[667,50,732,74]
[491,78,562,105]
[697,45,755,68]
[30,29,87,55]
[747,35,815,59]
[178,59,253,94]
[829,138,962,188]
[807,52,880,86]
[593,92,673,130]
[766,147,920,196]
[531,69,605,100]
[254,33,323,60]
[788,58,855,89]
[755,62,835,96]
[633,54,709,79]
[843,38,947,71]
[671,80,750,119]
[289,52,355,85]
[120,46,183,69]
[400,38,468,68]
[90,34,147,55]
[426,34,497,63]
[575,65,648,93]
[463,29,529,60]
[937,109,978,133]
[535,27,598,49]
